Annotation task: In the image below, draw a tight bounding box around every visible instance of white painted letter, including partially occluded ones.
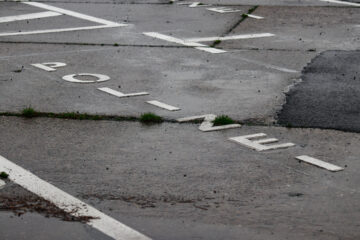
[63,73,110,83]
[98,87,149,98]
[31,62,67,72]
[296,155,344,172]
[177,114,241,132]
[229,133,295,151]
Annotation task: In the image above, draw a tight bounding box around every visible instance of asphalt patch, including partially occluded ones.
[277,50,360,132]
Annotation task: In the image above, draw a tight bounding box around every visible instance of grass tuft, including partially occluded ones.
[0,171,8,179]
[211,40,222,47]
[22,107,38,118]
[213,115,236,126]
[140,113,163,124]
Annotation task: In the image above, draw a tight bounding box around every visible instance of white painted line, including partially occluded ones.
[319,0,360,7]
[189,2,200,7]
[207,7,242,13]
[229,133,295,151]
[246,14,264,19]
[63,73,110,83]
[296,155,344,172]
[98,87,149,98]
[22,2,125,26]
[143,32,206,47]
[31,62,67,72]
[0,24,122,37]
[0,1,127,37]
[0,11,62,24]
[177,114,241,132]
[186,33,275,42]
[147,100,180,111]
[0,155,151,240]
[188,2,210,7]
[143,32,226,54]
[195,47,227,53]
[0,179,5,189]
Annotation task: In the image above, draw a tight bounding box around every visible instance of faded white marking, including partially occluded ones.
[0,155,151,240]
[296,155,344,172]
[177,114,241,132]
[232,56,298,73]
[229,133,295,151]
[63,73,110,83]
[98,87,149,98]
[0,179,5,189]
[186,33,274,42]
[147,100,180,111]
[207,7,241,13]
[31,62,67,72]
[143,32,226,54]
[0,11,62,23]
[245,14,264,19]
[319,0,360,7]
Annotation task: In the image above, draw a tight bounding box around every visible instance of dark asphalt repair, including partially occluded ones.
[278,50,360,132]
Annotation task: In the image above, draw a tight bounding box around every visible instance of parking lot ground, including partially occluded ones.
[0,0,360,239]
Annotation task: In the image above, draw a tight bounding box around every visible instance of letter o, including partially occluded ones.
[62,73,110,83]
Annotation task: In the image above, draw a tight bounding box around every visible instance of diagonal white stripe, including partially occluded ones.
[0,11,62,23]
[22,1,126,26]
[0,155,151,240]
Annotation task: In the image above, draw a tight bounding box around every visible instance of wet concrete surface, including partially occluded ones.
[0,117,360,239]
[0,0,360,239]
[0,211,111,240]
[278,50,360,132]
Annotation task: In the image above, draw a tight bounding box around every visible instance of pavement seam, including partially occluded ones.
[221,6,258,36]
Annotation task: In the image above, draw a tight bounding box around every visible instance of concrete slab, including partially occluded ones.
[0,43,312,122]
[0,116,359,239]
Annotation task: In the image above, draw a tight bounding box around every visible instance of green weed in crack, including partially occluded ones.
[213,115,236,126]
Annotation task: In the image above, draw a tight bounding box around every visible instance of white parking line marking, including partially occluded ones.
[98,87,149,98]
[143,32,226,53]
[0,11,62,23]
[177,114,241,132]
[296,155,344,172]
[0,179,5,189]
[207,7,242,13]
[0,1,127,37]
[319,0,360,7]
[144,32,206,47]
[245,14,264,19]
[0,155,151,240]
[22,2,123,26]
[195,47,227,53]
[185,33,275,42]
[0,25,122,37]
[31,62,67,72]
[63,73,110,83]
[229,133,295,151]
[147,100,180,111]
